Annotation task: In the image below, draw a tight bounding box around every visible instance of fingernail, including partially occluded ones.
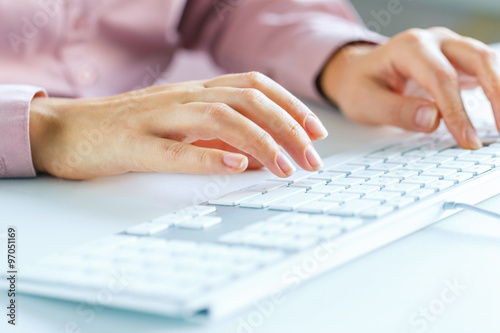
[305,145,323,170]
[415,106,438,130]
[305,115,329,139]
[223,154,247,169]
[276,153,296,176]
[465,128,483,149]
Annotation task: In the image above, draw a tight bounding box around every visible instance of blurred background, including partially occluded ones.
[350,0,500,43]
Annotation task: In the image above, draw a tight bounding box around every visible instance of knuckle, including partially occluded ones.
[284,96,305,114]
[240,88,266,103]
[196,150,212,169]
[285,120,307,141]
[434,66,458,84]
[204,103,231,121]
[242,71,268,87]
[164,142,188,161]
[254,131,275,150]
[400,28,425,45]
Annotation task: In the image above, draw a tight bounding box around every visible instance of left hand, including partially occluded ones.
[320,27,500,149]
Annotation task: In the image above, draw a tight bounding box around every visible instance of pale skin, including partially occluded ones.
[30,27,500,180]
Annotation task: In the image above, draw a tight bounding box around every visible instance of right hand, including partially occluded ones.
[29,72,328,180]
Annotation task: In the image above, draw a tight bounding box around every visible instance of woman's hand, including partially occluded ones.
[320,27,500,149]
[29,72,328,180]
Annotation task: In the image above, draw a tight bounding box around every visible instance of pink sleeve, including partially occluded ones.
[0,85,47,178]
[178,0,386,102]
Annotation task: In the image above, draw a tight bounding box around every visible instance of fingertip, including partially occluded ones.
[414,106,439,131]
[305,114,329,140]
[222,153,248,171]
[276,152,296,177]
[465,127,483,149]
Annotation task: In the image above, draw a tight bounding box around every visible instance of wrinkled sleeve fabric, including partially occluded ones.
[0,85,47,178]
[178,0,386,102]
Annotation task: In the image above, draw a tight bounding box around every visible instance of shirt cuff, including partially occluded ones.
[0,85,47,178]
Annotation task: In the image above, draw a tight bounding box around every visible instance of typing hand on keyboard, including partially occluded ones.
[319,27,500,151]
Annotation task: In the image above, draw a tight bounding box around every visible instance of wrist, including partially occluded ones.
[29,96,58,173]
[319,43,376,106]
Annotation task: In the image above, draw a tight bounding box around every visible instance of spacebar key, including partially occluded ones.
[240,187,306,208]
[209,191,262,206]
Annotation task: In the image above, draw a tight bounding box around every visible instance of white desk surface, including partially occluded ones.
[3,53,500,333]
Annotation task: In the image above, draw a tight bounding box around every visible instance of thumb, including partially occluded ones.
[132,137,249,174]
[363,83,440,133]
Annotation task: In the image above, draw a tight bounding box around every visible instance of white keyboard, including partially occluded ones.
[10,128,500,320]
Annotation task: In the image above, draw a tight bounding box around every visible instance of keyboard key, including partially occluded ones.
[403,163,437,172]
[369,151,402,159]
[126,222,170,236]
[384,183,420,194]
[438,148,471,157]
[420,155,455,165]
[269,193,325,211]
[242,181,286,193]
[386,156,420,164]
[407,188,436,200]
[359,204,395,218]
[457,155,492,163]
[239,187,306,208]
[425,180,455,191]
[152,214,192,225]
[365,177,399,187]
[343,184,381,195]
[308,184,345,195]
[445,172,474,183]
[323,192,361,203]
[349,170,385,180]
[364,190,401,203]
[328,200,380,217]
[327,164,366,174]
[482,157,500,167]
[464,164,492,176]
[297,200,341,214]
[402,175,440,186]
[174,205,217,217]
[209,191,262,206]
[421,167,457,179]
[329,177,364,187]
[368,163,404,172]
[309,171,347,181]
[439,160,475,171]
[383,170,419,180]
[177,216,222,229]
[472,147,500,157]
[290,179,327,189]
[268,170,317,184]
[347,157,385,166]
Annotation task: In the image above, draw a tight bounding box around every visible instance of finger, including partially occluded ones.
[188,87,322,171]
[391,30,482,149]
[351,80,441,133]
[204,72,329,140]
[192,139,264,169]
[174,102,296,177]
[132,137,249,174]
[441,37,500,131]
